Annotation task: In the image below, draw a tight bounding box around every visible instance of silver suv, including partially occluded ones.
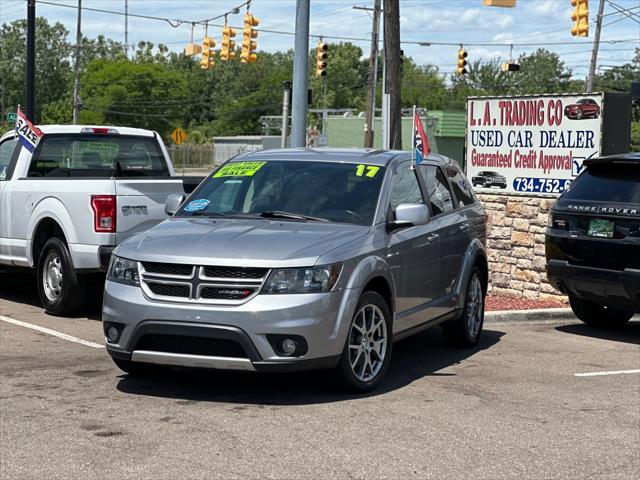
[103,149,488,391]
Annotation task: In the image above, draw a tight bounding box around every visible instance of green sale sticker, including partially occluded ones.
[213,161,266,178]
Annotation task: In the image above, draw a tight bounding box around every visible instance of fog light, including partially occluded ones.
[106,326,120,343]
[280,338,297,356]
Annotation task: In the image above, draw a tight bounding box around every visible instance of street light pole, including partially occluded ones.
[26,0,36,121]
[585,0,605,93]
[291,0,310,148]
[361,0,381,148]
[72,0,83,124]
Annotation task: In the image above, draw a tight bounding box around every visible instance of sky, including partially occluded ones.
[1,0,638,80]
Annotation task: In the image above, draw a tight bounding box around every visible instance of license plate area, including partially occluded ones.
[587,218,615,238]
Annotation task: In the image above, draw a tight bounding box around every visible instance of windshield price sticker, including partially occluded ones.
[213,161,266,178]
[355,164,380,178]
[513,177,572,194]
[184,199,210,212]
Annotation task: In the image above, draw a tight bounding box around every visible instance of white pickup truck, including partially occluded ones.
[0,125,200,315]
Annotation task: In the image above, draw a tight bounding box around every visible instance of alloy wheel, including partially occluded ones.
[348,304,388,382]
[43,252,63,302]
[465,274,483,338]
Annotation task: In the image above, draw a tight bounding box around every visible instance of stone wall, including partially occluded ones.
[477,193,565,302]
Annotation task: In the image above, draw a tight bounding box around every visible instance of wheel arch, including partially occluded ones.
[27,197,78,267]
[454,239,488,310]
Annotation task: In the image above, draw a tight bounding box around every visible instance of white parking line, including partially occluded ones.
[574,369,640,377]
[0,315,104,349]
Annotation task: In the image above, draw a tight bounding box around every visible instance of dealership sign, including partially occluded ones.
[466,93,603,195]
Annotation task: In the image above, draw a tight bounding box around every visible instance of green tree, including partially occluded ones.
[401,60,448,110]
[80,59,188,138]
[0,18,72,120]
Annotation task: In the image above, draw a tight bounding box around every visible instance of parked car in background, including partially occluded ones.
[103,148,488,392]
[472,170,507,189]
[0,125,203,315]
[546,152,640,328]
[564,98,601,120]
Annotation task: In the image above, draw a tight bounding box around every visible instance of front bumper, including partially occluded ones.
[102,280,357,372]
[547,259,640,312]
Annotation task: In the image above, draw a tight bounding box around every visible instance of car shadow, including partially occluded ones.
[555,320,640,346]
[115,328,504,405]
[0,269,103,320]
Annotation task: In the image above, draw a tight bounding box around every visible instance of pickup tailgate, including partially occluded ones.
[115,179,185,243]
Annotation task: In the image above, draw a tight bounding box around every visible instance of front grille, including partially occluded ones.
[140,263,269,304]
[147,283,190,297]
[201,287,256,300]
[142,262,193,276]
[135,334,248,358]
[203,266,267,279]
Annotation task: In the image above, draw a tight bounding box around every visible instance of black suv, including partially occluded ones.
[472,171,507,189]
[546,152,640,328]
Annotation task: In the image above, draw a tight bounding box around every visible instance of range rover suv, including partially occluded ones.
[546,152,640,328]
[103,149,488,392]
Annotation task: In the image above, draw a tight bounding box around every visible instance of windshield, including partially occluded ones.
[28,134,169,178]
[563,166,640,204]
[177,160,386,225]
[576,99,588,104]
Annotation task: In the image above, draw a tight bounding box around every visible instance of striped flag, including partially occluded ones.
[15,107,43,153]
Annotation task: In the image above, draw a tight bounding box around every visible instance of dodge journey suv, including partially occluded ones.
[103,148,488,391]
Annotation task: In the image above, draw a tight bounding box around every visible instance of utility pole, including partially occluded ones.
[585,0,605,93]
[281,81,292,148]
[124,0,129,58]
[362,0,382,148]
[26,0,36,121]
[291,0,310,148]
[72,0,82,124]
[383,0,401,150]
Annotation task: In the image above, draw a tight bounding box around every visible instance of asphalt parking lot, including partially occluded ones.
[1,271,639,479]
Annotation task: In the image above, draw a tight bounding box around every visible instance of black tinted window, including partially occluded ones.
[449,168,475,207]
[28,134,168,178]
[563,166,640,204]
[420,165,455,215]
[389,165,424,212]
[0,137,17,181]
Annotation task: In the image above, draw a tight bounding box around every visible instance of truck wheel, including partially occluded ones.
[37,237,86,316]
[335,291,393,393]
[112,358,167,377]
[569,296,633,328]
[443,267,485,347]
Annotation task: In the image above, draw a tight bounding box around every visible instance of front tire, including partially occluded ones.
[443,267,485,347]
[37,237,86,316]
[575,108,583,120]
[335,291,393,393]
[569,296,633,328]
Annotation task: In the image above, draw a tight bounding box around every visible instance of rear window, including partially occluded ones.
[563,166,640,204]
[28,134,169,178]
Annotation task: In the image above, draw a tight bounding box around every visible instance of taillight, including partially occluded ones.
[91,195,116,233]
[81,127,119,135]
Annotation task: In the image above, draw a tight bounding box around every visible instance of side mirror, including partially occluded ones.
[165,194,185,216]
[388,203,430,232]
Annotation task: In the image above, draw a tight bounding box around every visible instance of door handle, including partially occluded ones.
[427,233,440,242]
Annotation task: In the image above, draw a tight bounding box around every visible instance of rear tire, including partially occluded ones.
[569,296,633,328]
[37,237,86,316]
[443,267,485,347]
[112,358,167,377]
[335,291,393,393]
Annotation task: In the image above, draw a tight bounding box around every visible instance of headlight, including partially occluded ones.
[107,255,140,286]
[262,263,342,294]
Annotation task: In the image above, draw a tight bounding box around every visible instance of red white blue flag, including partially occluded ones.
[15,107,43,153]
[413,109,430,164]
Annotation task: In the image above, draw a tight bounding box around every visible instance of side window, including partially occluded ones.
[449,168,476,207]
[389,164,424,213]
[0,138,17,181]
[420,165,454,216]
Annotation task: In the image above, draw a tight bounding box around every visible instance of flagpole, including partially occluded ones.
[411,105,416,170]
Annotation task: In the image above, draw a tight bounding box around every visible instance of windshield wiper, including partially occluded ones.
[259,210,328,222]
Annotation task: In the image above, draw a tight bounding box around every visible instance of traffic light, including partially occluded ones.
[501,62,520,72]
[220,25,236,61]
[483,0,516,6]
[315,41,328,77]
[457,48,468,75]
[571,0,589,37]
[200,36,216,69]
[241,12,259,63]
[185,43,201,56]
[400,49,404,73]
